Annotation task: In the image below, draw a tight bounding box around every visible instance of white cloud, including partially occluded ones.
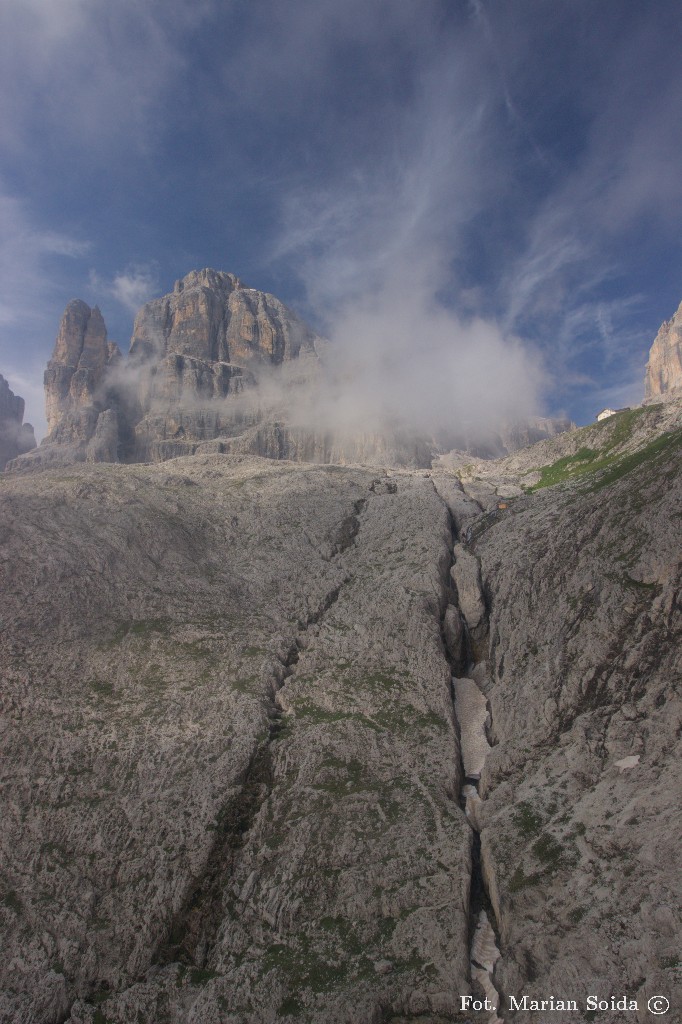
[254,11,547,439]
[0,186,89,328]
[0,0,218,155]
[0,184,90,436]
[89,265,159,315]
[220,0,440,115]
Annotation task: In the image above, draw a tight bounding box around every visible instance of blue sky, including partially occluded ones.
[1,0,682,439]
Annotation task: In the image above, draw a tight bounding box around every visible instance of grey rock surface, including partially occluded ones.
[44,300,122,446]
[0,458,475,1024]
[1,396,680,1024]
[450,545,486,632]
[454,405,682,1022]
[645,298,682,399]
[0,374,35,470]
[453,678,490,780]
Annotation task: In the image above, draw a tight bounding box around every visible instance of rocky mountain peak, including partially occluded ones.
[0,374,36,470]
[10,269,580,474]
[644,298,682,399]
[11,272,328,471]
[45,299,122,439]
[51,299,108,371]
[131,267,318,368]
[173,268,243,295]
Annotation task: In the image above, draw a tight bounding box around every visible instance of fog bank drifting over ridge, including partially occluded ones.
[108,266,548,449]
[9,267,557,474]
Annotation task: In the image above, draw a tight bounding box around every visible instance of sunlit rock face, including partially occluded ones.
[10,274,327,470]
[130,268,319,366]
[9,268,577,474]
[645,299,682,399]
[127,269,324,460]
[44,300,122,443]
[0,375,35,470]
[7,300,124,473]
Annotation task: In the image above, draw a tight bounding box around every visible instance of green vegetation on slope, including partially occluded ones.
[528,405,681,491]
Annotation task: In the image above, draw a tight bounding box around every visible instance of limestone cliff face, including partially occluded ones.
[128,269,322,460]
[644,299,682,399]
[9,269,575,474]
[130,269,319,366]
[44,299,122,445]
[1,404,680,1023]
[11,274,323,471]
[0,375,35,470]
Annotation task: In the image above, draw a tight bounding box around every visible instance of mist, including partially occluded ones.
[282,292,546,444]
[261,5,549,445]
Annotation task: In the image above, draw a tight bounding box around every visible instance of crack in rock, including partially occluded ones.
[432,478,505,1024]
[148,489,373,979]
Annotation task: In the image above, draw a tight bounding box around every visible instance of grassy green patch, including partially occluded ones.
[262,939,348,993]
[508,866,542,892]
[291,700,382,733]
[359,671,404,691]
[318,917,365,956]
[532,832,565,867]
[1,891,21,913]
[110,618,171,642]
[279,995,303,1016]
[373,707,447,734]
[512,802,543,836]
[587,428,682,491]
[189,967,219,985]
[314,756,371,795]
[607,405,658,445]
[243,645,265,657]
[89,678,114,698]
[527,406,681,492]
[529,447,600,489]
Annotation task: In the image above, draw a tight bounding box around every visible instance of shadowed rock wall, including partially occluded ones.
[0,375,35,470]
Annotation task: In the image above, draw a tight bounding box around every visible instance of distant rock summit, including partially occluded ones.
[128,268,322,462]
[9,268,574,472]
[0,375,35,470]
[645,299,682,400]
[12,270,324,471]
[43,299,123,463]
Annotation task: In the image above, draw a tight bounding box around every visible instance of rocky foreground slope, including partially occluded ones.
[0,401,680,1024]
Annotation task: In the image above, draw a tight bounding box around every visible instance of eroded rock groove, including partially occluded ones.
[435,486,505,1024]
[151,489,373,978]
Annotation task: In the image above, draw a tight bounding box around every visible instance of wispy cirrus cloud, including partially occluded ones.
[0,185,89,329]
[0,183,91,439]
[264,5,548,435]
[2,0,682,437]
[0,0,218,156]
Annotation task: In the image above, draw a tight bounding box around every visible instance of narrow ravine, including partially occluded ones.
[435,483,505,1024]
